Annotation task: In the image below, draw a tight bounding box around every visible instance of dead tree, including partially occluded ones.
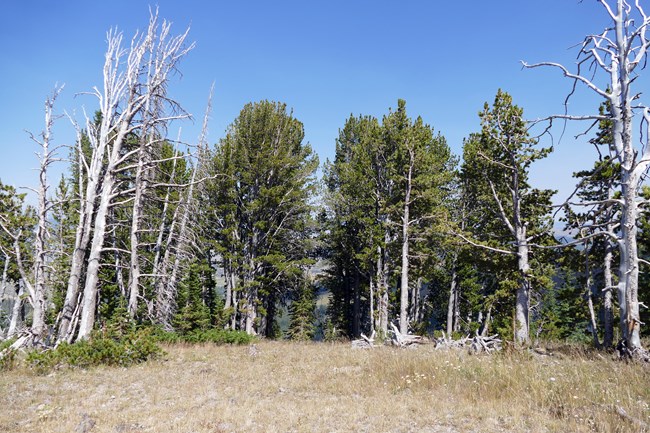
[525,0,650,351]
[28,86,64,343]
[64,11,193,341]
[154,88,213,329]
[0,87,63,345]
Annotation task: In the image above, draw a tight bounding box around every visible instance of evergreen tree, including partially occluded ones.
[287,272,317,341]
[322,114,380,337]
[206,100,318,336]
[323,101,453,338]
[0,181,37,338]
[461,90,555,345]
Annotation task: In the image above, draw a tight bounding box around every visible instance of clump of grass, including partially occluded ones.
[380,347,650,432]
[1,341,648,432]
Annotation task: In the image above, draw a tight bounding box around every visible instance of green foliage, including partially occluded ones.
[153,328,254,345]
[287,277,317,341]
[0,180,37,281]
[25,327,163,373]
[322,100,454,337]
[0,338,18,371]
[173,262,216,334]
[459,90,556,340]
[204,100,319,337]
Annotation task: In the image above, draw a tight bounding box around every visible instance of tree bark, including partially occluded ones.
[399,150,413,335]
[447,256,458,336]
[369,267,375,335]
[127,139,149,317]
[352,269,360,338]
[603,236,614,347]
[514,226,530,346]
[7,284,23,338]
[378,237,390,338]
[0,253,9,336]
[57,129,96,342]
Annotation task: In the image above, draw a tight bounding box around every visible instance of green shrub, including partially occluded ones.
[26,327,163,373]
[0,338,18,371]
[153,328,254,345]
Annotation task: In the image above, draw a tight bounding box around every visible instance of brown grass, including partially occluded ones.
[1,341,649,432]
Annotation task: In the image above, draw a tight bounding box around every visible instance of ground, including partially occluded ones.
[1,341,648,432]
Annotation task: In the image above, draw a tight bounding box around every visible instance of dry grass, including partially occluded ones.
[1,341,649,432]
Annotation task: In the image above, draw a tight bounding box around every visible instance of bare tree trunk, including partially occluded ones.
[352,269,360,338]
[244,236,257,335]
[369,268,375,335]
[223,258,233,329]
[112,216,126,299]
[244,294,256,335]
[75,13,192,340]
[603,236,614,347]
[230,281,239,331]
[514,226,530,346]
[127,139,149,317]
[226,262,239,331]
[586,246,601,348]
[7,284,23,338]
[399,229,409,335]
[30,88,62,342]
[158,89,211,330]
[152,156,179,326]
[447,257,458,336]
[1,86,64,344]
[412,276,421,324]
[0,253,9,335]
[57,124,96,342]
[399,153,413,335]
[154,203,179,328]
[480,306,492,337]
[620,181,641,347]
[78,141,123,339]
[378,237,390,338]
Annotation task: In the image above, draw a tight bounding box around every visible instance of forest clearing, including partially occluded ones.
[1,341,649,433]
[3,3,650,432]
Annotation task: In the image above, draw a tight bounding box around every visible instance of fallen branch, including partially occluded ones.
[351,331,376,350]
[469,333,502,354]
[0,333,30,361]
[389,323,427,347]
[434,331,502,354]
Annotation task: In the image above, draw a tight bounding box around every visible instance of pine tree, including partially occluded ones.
[460,90,556,345]
[323,101,453,338]
[287,273,316,341]
[205,100,318,336]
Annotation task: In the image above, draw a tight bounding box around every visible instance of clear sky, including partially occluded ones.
[0,1,635,204]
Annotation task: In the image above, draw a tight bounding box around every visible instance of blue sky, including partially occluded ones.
[0,1,626,203]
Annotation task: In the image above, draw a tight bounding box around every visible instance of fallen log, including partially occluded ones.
[434,331,502,354]
[351,331,376,349]
[468,333,502,354]
[389,323,427,347]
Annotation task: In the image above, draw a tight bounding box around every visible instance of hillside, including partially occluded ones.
[1,341,648,432]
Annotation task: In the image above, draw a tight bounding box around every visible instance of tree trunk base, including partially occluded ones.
[615,339,650,362]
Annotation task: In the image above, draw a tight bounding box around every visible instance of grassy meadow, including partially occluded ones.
[1,341,649,432]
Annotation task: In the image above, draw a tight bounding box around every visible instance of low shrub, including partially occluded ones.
[26,327,163,373]
[154,328,254,345]
[0,338,18,371]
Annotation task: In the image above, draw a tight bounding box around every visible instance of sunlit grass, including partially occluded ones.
[0,341,648,432]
